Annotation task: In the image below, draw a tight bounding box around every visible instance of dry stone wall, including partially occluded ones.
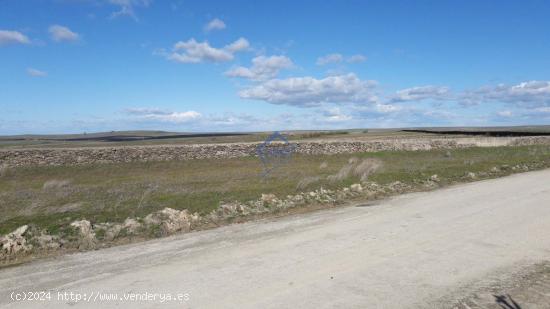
[1,136,550,168]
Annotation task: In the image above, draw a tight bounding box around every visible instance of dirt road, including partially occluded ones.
[1,170,550,308]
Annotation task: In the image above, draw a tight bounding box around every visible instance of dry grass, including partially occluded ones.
[327,157,383,182]
[42,179,72,190]
[1,145,550,235]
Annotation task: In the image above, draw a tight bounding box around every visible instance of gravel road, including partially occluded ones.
[1,170,550,308]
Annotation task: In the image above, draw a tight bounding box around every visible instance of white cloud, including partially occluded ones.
[316,53,367,65]
[167,37,249,63]
[390,85,450,103]
[125,108,201,123]
[388,81,550,107]
[27,68,47,77]
[48,25,80,42]
[461,81,550,106]
[239,73,379,107]
[224,37,249,52]
[225,55,293,81]
[316,53,344,65]
[374,103,402,113]
[204,18,226,32]
[0,30,30,46]
[347,54,367,63]
[109,0,152,20]
[321,107,352,122]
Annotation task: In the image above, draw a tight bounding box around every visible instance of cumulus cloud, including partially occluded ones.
[48,25,80,42]
[316,53,367,65]
[125,108,201,123]
[224,37,249,52]
[27,68,47,77]
[109,0,152,20]
[239,73,379,107]
[390,85,451,103]
[225,55,293,81]
[167,37,249,63]
[461,81,550,107]
[204,18,226,32]
[0,30,30,46]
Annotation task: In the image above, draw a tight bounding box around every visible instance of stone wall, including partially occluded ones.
[1,136,549,168]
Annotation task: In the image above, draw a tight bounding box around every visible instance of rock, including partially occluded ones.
[490,166,500,173]
[3,136,550,168]
[0,225,32,259]
[144,208,191,235]
[12,225,29,237]
[122,218,142,234]
[35,234,61,249]
[430,174,440,182]
[70,220,96,250]
[144,213,161,226]
[105,224,122,241]
[216,203,249,216]
[260,194,277,204]
[466,172,477,179]
[350,183,363,193]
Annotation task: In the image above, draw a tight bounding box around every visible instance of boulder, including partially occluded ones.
[122,218,142,234]
[144,208,192,235]
[70,220,96,250]
[0,225,32,259]
[350,183,363,193]
[260,194,277,204]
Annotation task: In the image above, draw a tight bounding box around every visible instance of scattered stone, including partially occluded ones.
[122,218,142,234]
[261,193,277,204]
[430,174,440,182]
[35,233,61,250]
[466,172,477,179]
[350,183,363,193]
[0,225,32,259]
[70,220,96,250]
[105,224,122,241]
[144,208,192,235]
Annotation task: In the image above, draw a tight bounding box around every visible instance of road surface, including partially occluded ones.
[1,170,550,308]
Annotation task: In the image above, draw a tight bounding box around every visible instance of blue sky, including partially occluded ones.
[1,0,550,134]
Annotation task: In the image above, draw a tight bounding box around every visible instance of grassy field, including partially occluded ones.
[1,144,550,235]
[0,129,431,149]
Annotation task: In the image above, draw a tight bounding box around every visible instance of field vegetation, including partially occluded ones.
[1,145,550,236]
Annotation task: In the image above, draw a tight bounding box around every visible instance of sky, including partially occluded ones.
[1,0,550,135]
